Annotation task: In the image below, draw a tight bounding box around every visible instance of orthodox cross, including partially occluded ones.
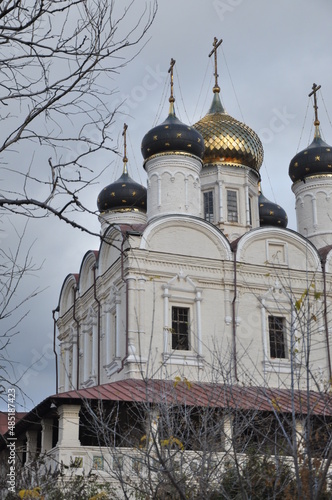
[308,83,321,126]
[208,37,223,92]
[122,123,128,172]
[168,58,176,103]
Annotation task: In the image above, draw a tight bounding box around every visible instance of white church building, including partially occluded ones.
[2,42,332,494]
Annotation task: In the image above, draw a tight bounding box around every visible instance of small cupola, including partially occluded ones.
[289,84,332,184]
[259,187,288,228]
[141,59,204,222]
[141,59,204,163]
[98,124,147,231]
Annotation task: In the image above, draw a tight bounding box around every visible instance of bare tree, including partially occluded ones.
[0,0,157,400]
[0,0,157,230]
[2,267,332,498]
[0,221,42,399]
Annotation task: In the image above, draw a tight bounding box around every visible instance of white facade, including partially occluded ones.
[56,88,332,395]
[3,66,332,499]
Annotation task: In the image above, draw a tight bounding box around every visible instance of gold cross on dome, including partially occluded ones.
[122,123,128,173]
[168,58,176,103]
[308,83,321,126]
[208,37,223,93]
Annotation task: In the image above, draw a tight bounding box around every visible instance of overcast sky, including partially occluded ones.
[2,0,332,411]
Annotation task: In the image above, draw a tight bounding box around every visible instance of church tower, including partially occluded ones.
[193,38,264,241]
[289,83,332,249]
[141,59,205,222]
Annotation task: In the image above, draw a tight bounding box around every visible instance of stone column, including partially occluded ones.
[57,404,81,447]
[223,413,233,452]
[295,418,304,453]
[26,429,38,462]
[91,322,98,380]
[195,291,202,356]
[162,287,170,353]
[71,337,78,390]
[218,180,223,222]
[41,418,54,453]
[105,307,112,365]
[83,329,91,382]
[127,276,136,357]
[115,297,121,358]
[64,344,71,392]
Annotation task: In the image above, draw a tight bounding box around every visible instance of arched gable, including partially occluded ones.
[140,216,232,261]
[58,273,79,317]
[98,225,124,276]
[78,250,99,296]
[235,227,321,272]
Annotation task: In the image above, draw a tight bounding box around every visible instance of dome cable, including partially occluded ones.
[320,90,332,139]
[174,64,190,124]
[153,70,168,127]
[221,45,244,122]
[193,57,210,121]
[296,96,310,153]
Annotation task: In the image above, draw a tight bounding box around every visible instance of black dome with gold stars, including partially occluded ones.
[289,129,332,183]
[98,124,147,214]
[290,84,332,183]
[141,104,205,162]
[259,191,288,228]
[97,170,147,213]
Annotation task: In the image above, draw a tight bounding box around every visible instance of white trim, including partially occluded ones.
[162,273,203,361]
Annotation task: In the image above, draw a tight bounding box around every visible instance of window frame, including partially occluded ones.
[203,190,214,223]
[226,189,238,222]
[248,195,252,226]
[268,315,287,359]
[171,306,190,351]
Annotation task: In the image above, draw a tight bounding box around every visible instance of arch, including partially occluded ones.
[58,273,79,317]
[98,225,124,276]
[140,215,232,261]
[235,227,321,271]
[78,250,99,296]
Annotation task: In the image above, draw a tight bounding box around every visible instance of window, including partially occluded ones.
[227,190,238,222]
[203,191,214,222]
[248,196,252,225]
[268,316,286,358]
[172,307,190,350]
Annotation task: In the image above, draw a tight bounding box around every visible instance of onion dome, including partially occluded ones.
[290,83,332,183]
[141,58,204,162]
[97,169,147,213]
[97,124,147,213]
[193,91,264,171]
[289,127,332,183]
[259,191,288,228]
[141,106,205,161]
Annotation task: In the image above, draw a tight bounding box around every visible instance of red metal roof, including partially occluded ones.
[2,380,332,448]
[53,379,332,415]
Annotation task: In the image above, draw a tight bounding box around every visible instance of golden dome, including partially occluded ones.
[193,92,264,172]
